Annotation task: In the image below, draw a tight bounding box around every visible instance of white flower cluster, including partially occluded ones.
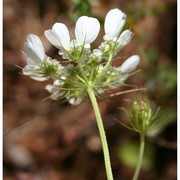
[99,9,133,59]
[22,8,140,105]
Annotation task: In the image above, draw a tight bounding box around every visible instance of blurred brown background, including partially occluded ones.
[3,0,177,179]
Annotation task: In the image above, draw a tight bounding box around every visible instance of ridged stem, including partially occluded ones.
[132,133,145,180]
[87,87,114,180]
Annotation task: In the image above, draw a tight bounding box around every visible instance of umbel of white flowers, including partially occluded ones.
[22,8,140,105]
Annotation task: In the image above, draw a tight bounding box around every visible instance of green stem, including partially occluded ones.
[96,53,113,83]
[100,54,113,77]
[104,53,113,70]
[78,62,88,82]
[132,133,145,180]
[87,87,113,180]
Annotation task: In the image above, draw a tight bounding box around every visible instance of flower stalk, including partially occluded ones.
[132,133,145,180]
[87,87,113,180]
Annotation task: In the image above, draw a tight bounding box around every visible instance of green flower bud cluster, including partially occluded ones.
[39,58,63,79]
[129,94,159,134]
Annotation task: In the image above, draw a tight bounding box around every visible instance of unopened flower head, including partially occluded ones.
[22,8,140,105]
[129,94,159,134]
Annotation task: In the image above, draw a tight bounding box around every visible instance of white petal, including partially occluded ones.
[52,23,71,49]
[45,83,64,100]
[104,9,126,38]
[45,84,54,93]
[23,34,45,64]
[26,34,45,60]
[54,79,62,86]
[119,55,140,73]
[69,97,82,105]
[45,23,70,50]
[23,65,49,81]
[50,93,61,100]
[44,30,62,49]
[118,29,133,47]
[93,49,102,58]
[22,65,35,75]
[97,89,104,94]
[75,16,100,45]
[26,57,38,66]
[117,74,128,84]
[31,76,48,81]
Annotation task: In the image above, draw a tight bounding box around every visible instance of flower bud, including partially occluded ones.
[129,94,157,134]
[120,55,140,74]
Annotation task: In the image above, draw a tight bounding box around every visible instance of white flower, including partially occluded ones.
[119,55,140,73]
[45,84,60,100]
[104,9,126,40]
[45,80,64,100]
[46,79,83,105]
[45,16,100,58]
[99,9,133,58]
[23,34,62,81]
[23,34,48,81]
[22,8,141,106]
